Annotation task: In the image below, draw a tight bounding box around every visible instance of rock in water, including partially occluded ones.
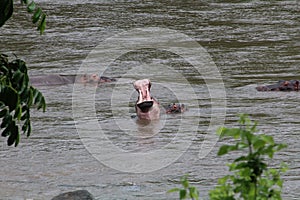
[51,190,94,200]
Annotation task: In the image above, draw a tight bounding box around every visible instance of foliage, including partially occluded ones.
[0,0,46,34]
[169,114,288,200]
[0,54,46,146]
[168,175,200,200]
[0,0,47,147]
[210,114,287,200]
[0,0,13,27]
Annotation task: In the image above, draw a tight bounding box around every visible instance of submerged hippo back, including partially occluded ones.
[256,80,300,92]
[30,75,75,86]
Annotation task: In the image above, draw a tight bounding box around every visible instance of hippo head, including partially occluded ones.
[166,103,185,114]
[79,74,99,84]
[134,79,153,111]
[79,74,117,84]
[89,74,100,83]
[133,79,160,120]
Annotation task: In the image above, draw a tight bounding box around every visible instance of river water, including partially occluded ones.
[0,0,299,199]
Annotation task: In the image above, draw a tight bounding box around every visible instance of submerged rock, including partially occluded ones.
[51,190,94,200]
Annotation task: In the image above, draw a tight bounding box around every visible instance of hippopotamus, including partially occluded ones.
[134,79,160,120]
[133,79,187,120]
[165,103,186,114]
[256,80,299,91]
[30,74,116,87]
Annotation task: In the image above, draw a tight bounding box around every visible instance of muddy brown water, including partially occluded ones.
[0,1,299,199]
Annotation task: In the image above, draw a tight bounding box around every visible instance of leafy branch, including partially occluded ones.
[211,114,287,200]
[0,54,46,146]
[0,0,46,34]
[169,114,288,200]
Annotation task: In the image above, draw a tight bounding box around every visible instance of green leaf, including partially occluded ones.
[0,107,8,117]
[27,88,34,107]
[218,127,241,139]
[27,1,36,13]
[239,167,251,177]
[248,183,256,199]
[26,119,31,137]
[280,162,288,172]
[260,134,274,144]
[0,102,5,109]
[179,189,187,199]
[238,113,249,124]
[32,7,42,24]
[32,89,46,111]
[13,105,22,120]
[21,111,28,121]
[253,139,266,150]
[12,70,24,84]
[237,142,248,149]
[21,119,31,137]
[241,130,253,144]
[16,59,27,73]
[7,123,18,146]
[15,129,20,147]
[276,143,287,152]
[189,187,199,200]
[167,188,181,193]
[37,95,46,111]
[0,0,13,27]
[0,65,9,75]
[0,86,19,112]
[233,162,249,171]
[38,13,46,34]
[217,175,231,184]
[1,126,10,137]
[181,177,189,189]
[1,113,12,128]
[218,145,237,156]
[21,118,29,132]
[234,156,248,162]
[33,90,42,104]
[250,122,257,132]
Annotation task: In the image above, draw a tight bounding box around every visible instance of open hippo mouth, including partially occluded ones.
[137,101,154,112]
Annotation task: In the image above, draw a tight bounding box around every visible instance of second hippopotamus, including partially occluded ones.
[165,103,186,114]
[30,74,116,87]
[256,80,299,91]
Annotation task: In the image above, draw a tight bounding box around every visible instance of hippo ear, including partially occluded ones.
[148,81,151,90]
